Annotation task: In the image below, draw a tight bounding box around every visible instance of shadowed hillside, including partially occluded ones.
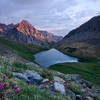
[55,16,100,59]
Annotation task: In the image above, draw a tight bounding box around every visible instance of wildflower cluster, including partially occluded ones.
[0,73,22,99]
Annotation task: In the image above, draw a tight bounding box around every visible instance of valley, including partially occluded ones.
[0,16,100,100]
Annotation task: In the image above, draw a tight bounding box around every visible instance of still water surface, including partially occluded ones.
[35,48,78,67]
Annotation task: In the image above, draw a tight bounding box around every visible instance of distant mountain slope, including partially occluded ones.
[39,30,62,42]
[0,23,8,32]
[55,16,100,59]
[0,20,62,45]
[63,16,100,46]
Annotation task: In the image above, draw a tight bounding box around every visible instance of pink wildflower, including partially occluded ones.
[7,89,12,94]
[3,74,6,79]
[14,85,19,89]
[0,83,6,88]
[16,88,21,93]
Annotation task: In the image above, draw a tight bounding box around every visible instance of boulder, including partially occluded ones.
[24,70,43,84]
[53,76,65,83]
[13,72,29,82]
[80,80,93,89]
[13,70,43,85]
[42,79,49,83]
[39,84,45,89]
[66,89,76,100]
[85,96,94,100]
[54,82,66,95]
[76,95,82,100]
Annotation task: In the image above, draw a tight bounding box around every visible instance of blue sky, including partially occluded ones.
[0,0,100,36]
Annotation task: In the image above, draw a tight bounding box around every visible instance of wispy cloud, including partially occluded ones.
[0,0,100,36]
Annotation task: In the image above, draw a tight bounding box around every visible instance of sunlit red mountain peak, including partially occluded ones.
[0,20,63,45]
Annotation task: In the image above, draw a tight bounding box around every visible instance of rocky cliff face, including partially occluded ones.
[0,20,62,45]
[39,30,62,42]
[16,20,62,43]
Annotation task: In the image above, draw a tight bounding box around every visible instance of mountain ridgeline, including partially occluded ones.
[55,16,100,59]
[63,16,100,46]
[0,20,62,46]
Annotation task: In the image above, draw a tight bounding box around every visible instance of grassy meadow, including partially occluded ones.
[50,62,100,86]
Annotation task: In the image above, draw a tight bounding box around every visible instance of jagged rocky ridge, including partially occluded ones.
[0,20,62,45]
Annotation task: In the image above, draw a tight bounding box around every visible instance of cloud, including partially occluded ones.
[0,0,100,36]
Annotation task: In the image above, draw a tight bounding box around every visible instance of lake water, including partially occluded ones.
[34,48,78,67]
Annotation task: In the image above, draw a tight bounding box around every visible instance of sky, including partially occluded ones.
[0,0,100,36]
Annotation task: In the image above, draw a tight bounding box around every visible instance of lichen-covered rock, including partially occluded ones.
[85,96,94,100]
[24,70,43,84]
[66,89,76,100]
[13,70,43,85]
[13,72,29,82]
[79,79,93,89]
[42,79,49,83]
[54,82,66,95]
[53,76,65,83]
[76,95,82,100]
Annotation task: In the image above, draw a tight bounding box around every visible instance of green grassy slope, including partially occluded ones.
[0,56,71,100]
[54,42,100,60]
[0,37,49,61]
[50,62,100,85]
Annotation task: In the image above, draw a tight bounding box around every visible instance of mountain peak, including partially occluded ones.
[16,19,36,35]
[18,20,33,28]
[20,20,31,25]
[0,20,62,45]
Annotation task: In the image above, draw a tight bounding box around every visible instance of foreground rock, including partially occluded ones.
[54,82,66,95]
[53,76,65,83]
[24,70,43,84]
[79,79,93,89]
[76,95,82,100]
[53,76,66,95]
[13,70,100,100]
[13,72,29,82]
[85,96,94,100]
[13,70,43,85]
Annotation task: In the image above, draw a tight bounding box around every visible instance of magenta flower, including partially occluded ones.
[7,89,12,94]
[14,85,19,89]
[0,83,6,88]
[3,74,6,79]
[16,88,21,93]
